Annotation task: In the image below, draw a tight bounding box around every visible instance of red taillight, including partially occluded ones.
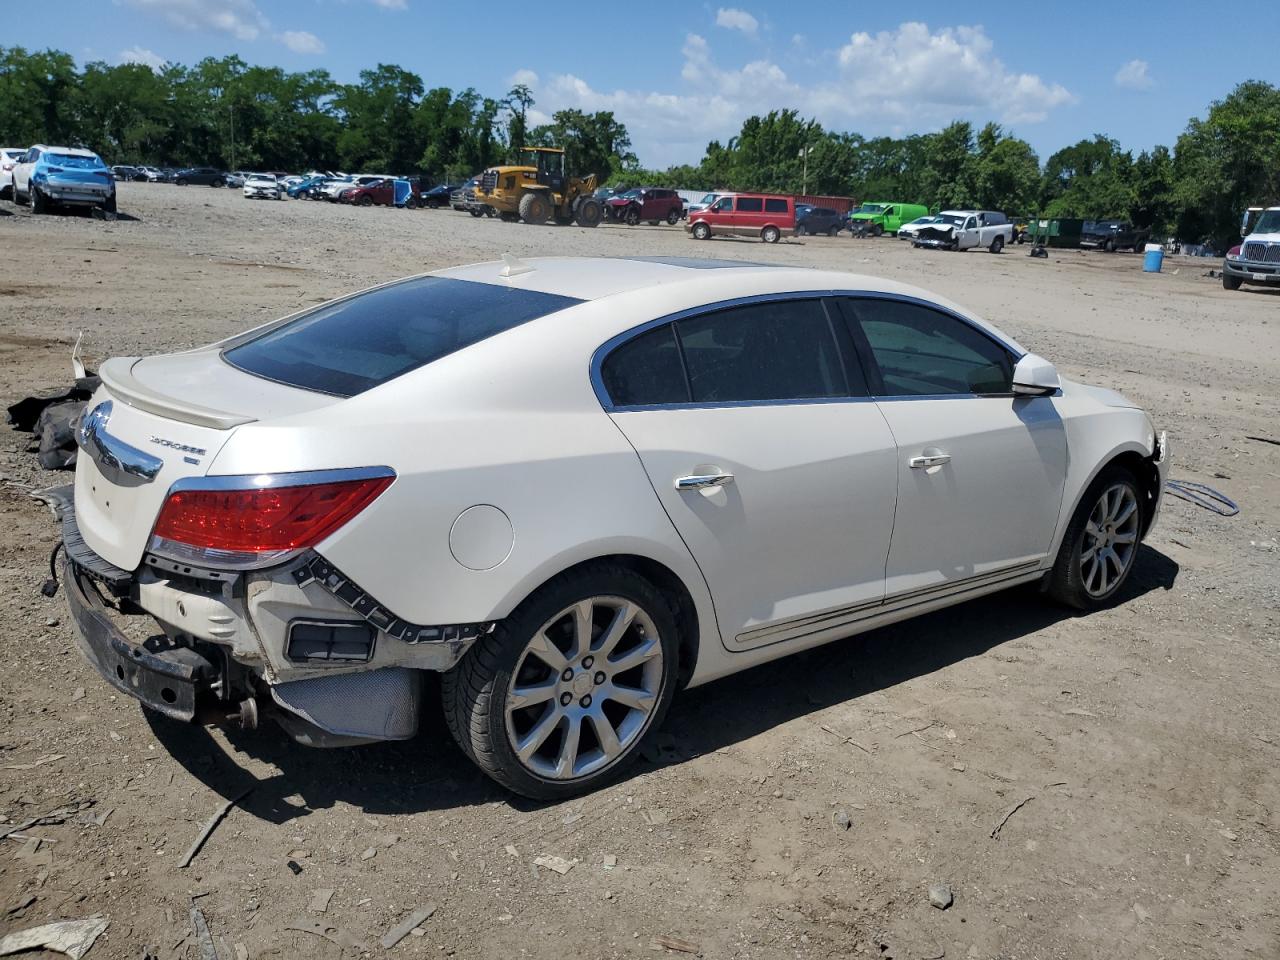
[152,475,392,555]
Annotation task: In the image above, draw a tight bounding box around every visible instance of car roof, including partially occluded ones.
[429,257,1022,351]
[32,145,99,157]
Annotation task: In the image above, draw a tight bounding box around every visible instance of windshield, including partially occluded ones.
[618,189,641,199]
[909,216,938,225]
[855,203,884,214]
[224,277,583,397]
[1253,210,1280,234]
[933,214,965,226]
[698,193,719,204]
[49,153,104,169]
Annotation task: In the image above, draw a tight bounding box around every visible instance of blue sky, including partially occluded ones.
[14,1,1272,167]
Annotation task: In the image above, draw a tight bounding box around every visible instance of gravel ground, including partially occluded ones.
[0,183,1277,960]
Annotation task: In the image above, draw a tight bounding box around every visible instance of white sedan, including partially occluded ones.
[59,257,1167,798]
[242,173,283,200]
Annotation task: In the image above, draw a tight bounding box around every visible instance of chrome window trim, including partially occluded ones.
[166,465,396,494]
[591,290,1025,412]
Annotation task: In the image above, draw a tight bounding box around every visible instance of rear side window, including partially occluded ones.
[676,300,849,403]
[225,277,582,397]
[764,198,788,213]
[736,197,763,212]
[600,325,688,406]
[847,298,1013,396]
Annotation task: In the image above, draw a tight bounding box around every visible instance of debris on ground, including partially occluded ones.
[832,809,853,831]
[7,374,101,471]
[179,787,252,869]
[602,854,617,869]
[504,844,519,858]
[308,888,335,914]
[533,855,576,875]
[650,934,700,954]
[0,917,109,960]
[928,883,954,910]
[285,919,366,952]
[990,796,1036,839]
[1,754,66,771]
[359,846,377,861]
[189,905,218,960]
[380,904,437,949]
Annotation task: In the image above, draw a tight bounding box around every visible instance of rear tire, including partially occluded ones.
[442,564,680,800]
[795,224,807,237]
[1222,273,1242,291]
[1046,466,1144,610]
[519,192,550,224]
[761,225,780,244]
[103,193,117,214]
[692,222,711,240]
[828,225,840,237]
[989,235,1004,254]
[666,208,679,225]
[358,196,373,207]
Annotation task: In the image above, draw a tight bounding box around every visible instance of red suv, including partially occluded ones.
[606,187,685,226]
[686,193,795,243]
[341,179,418,207]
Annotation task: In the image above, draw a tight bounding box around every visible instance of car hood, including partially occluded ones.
[1061,377,1141,410]
[1245,231,1280,243]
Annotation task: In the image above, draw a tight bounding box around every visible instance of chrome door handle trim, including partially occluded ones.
[908,454,951,469]
[675,473,735,491]
[77,400,164,485]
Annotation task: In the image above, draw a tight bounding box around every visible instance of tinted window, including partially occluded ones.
[711,197,732,211]
[736,197,763,212]
[225,277,582,397]
[676,300,848,403]
[847,299,1013,396]
[601,325,688,407]
[764,198,788,213]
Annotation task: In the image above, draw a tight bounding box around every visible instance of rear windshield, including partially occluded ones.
[49,153,104,169]
[223,276,582,397]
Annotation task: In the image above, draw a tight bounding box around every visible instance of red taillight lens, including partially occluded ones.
[152,475,392,555]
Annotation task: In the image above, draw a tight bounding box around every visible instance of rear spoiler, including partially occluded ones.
[98,356,255,430]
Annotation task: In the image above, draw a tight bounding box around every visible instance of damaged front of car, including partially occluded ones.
[52,273,586,747]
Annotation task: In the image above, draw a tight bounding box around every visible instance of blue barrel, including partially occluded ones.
[1143,247,1163,272]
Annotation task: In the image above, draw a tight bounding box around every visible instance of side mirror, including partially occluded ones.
[1012,353,1060,397]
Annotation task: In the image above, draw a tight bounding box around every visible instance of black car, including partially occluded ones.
[418,182,456,209]
[795,205,845,237]
[1080,220,1150,252]
[174,167,226,187]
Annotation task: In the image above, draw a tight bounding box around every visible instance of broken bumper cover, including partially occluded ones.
[64,556,206,722]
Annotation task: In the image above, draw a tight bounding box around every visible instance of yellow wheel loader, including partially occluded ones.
[475,147,602,227]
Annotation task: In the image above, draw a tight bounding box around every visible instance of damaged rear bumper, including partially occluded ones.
[51,485,490,746]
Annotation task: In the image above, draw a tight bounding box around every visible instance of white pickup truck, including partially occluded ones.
[912,209,1014,253]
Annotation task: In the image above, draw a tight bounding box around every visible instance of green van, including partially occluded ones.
[846,201,929,236]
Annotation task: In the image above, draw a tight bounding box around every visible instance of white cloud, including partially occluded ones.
[369,0,407,8]
[278,30,325,54]
[118,46,166,70]
[121,0,268,41]
[715,7,758,35]
[518,22,1074,167]
[509,69,540,88]
[1114,58,1153,90]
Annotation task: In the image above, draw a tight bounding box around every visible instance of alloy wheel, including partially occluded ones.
[1080,483,1139,597]
[504,596,663,781]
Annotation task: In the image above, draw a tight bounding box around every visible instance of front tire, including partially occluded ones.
[1222,273,1242,291]
[624,206,641,226]
[518,192,550,224]
[29,184,46,214]
[692,221,711,240]
[1046,466,1144,610]
[442,565,679,800]
[795,224,807,237]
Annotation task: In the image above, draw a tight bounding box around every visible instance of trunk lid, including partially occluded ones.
[75,350,337,570]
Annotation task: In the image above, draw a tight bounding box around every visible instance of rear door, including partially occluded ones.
[838,296,1067,600]
[734,196,763,236]
[600,296,898,650]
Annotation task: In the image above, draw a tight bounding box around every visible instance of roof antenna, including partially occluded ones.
[499,253,535,278]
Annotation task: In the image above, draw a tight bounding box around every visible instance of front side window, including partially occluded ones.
[764,198,788,213]
[676,300,850,403]
[847,298,1014,397]
[225,277,582,397]
[711,197,732,211]
[736,197,763,213]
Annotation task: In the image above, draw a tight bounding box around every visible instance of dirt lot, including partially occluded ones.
[0,184,1277,960]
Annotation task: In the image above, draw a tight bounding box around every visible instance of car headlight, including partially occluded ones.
[1226,250,1241,261]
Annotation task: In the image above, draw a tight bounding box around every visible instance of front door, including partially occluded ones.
[599,297,898,650]
[839,296,1068,599]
